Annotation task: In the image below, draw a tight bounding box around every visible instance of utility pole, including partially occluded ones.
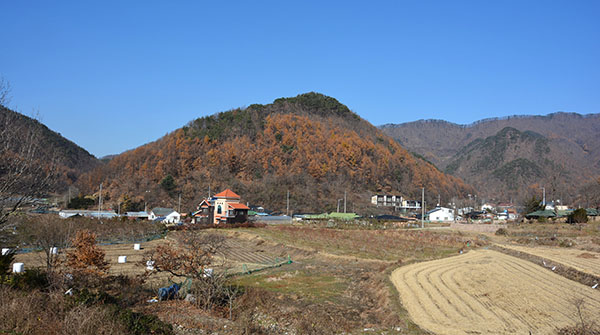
[542,187,546,207]
[286,190,289,216]
[178,193,181,213]
[437,194,440,207]
[208,185,211,198]
[98,183,103,219]
[421,187,425,229]
[344,190,347,213]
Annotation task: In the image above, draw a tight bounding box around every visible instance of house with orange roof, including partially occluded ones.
[193,189,250,224]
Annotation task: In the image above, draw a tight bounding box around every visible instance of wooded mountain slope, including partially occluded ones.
[79,93,473,213]
[380,113,600,203]
[0,106,100,190]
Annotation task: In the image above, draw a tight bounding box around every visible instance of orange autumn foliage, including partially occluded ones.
[66,230,109,275]
[77,93,473,212]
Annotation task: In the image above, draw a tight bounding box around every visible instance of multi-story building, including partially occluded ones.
[371,194,421,211]
[193,189,249,224]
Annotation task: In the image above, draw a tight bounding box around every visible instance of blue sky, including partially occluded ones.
[1,1,599,157]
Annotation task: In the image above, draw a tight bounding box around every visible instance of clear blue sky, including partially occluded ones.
[2,1,599,157]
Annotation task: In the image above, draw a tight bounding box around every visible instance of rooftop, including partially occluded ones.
[214,189,241,199]
[228,203,249,210]
[151,207,176,216]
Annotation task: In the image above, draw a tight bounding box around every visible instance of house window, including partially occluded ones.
[217,205,222,214]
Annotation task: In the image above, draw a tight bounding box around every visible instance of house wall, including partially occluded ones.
[213,199,228,224]
[428,208,454,222]
[227,209,248,224]
[164,212,180,223]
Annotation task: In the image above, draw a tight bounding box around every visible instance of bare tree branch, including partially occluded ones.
[0,82,58,230]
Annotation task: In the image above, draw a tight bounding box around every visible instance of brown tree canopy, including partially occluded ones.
[78,93,473,213]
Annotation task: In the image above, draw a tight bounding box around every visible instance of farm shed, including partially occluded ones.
[525,209,557,219]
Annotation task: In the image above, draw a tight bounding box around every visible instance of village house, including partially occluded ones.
[371,194,403,207]
[481,203,496,212]
[149,207,181,224]
[371,194,421,212]
[193,189,249,224]
[426,207,454,222]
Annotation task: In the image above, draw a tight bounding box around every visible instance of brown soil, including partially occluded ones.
[390,249,600,335]
[577,252,598,259]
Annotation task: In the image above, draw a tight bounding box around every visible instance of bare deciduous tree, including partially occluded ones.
[0,77,10,107]
[0,78,57,231]
[144,230,225,279]
[19,216,75,269]
[144,229,237,311]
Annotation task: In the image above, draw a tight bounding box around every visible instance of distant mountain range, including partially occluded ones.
[380,113,600,203]
[7,93,595,210]
[77,93,473,212]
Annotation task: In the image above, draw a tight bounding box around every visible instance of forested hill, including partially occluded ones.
[380,113,600,203]
[0,105,100,188]
[78,92,473,213]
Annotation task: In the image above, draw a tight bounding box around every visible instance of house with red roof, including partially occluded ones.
[193,189,250,224]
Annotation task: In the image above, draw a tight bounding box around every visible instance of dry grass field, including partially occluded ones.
[14,238,167,276]
[390,249,600,335]
[13,233,295,278]
[235,225,479,262]
[499,244,600,277]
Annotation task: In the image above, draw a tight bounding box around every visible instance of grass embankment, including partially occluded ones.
[224,224,484,334]
[500,221,600,250]
[237,224,476,262]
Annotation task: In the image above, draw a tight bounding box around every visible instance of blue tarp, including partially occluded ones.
[158,283,180,301]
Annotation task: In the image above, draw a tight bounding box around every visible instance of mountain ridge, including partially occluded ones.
[380,112,600,203]
[78,92,474,213]
[380,111,598,129]
[0,105,101,191]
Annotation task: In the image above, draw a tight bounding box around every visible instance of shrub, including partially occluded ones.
[495,228,508,236]
[0,287,129,335]
[568,208,588,224]
[3,268,49,290]
[0,250,15,277]
[111,306,173,335]
[66,230,109,275]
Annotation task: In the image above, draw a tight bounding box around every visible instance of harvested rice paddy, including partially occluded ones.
[390,249,600,335]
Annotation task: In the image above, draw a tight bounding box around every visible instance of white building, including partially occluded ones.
[125,211,149,220]
[58,209,117,219]
[426,207,454,222]
[481,203,495,212]
[371,194,421,211]
[371,194,403,207]
[149,208,180,224]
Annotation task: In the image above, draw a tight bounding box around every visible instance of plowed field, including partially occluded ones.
[499,244,600,277]
[390,249,600,335]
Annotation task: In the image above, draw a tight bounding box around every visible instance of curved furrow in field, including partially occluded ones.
[390,249,600,335]
[400,262,453,326]
[497,254,600,309]
[439,263,522,331]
